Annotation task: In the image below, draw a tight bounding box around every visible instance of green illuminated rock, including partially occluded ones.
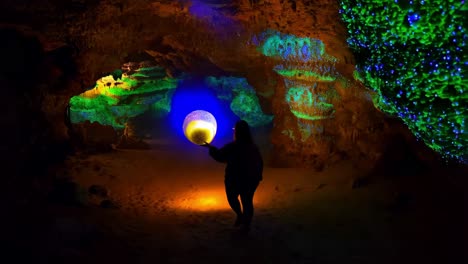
[205,76,273,127]
[70,66,178,129]
[286,85,335,120]
[254,30,340,123]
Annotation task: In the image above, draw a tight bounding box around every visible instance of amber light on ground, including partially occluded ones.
[172,189,229,211]
[170,187,265,212]
[196,197,220,208]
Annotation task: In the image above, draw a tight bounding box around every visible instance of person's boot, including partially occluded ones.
[239,223,250,234]
[240,216,251,233]
[234,214,243,227]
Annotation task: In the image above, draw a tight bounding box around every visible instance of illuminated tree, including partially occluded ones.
[340,1,467,163]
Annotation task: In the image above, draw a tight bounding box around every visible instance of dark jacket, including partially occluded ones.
[209,141,263,183]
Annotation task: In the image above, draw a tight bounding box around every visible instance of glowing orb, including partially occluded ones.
[183,110,217,145]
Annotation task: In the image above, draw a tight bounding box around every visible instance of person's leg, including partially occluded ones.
[239,181,259,230]
[225,181,242,225]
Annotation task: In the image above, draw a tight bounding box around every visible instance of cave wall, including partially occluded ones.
[0,0,423,169]
[0,28,73,204]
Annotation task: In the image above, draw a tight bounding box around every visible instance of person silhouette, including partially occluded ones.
[203,120,263,233]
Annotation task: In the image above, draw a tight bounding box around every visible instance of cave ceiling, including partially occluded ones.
[0,0,354,81]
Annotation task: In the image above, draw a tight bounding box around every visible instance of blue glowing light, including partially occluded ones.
[188,0,238,36]
[169,78,238,145]
[189,0,213,19]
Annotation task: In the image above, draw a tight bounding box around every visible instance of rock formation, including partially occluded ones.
[0,0,432,169]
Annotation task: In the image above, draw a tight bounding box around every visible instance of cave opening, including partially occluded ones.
[68,61,274,157]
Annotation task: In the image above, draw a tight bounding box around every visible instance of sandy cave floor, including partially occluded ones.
[13,135,465,264]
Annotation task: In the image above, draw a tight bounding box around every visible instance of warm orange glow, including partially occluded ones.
[172,189,229,211]
[195,197,220,209]
[168,185,265,212]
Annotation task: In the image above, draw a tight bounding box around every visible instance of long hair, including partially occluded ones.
[234,120,253,143]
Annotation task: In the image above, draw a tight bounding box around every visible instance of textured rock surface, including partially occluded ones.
[71,121,119,152]
[0,0,420,168]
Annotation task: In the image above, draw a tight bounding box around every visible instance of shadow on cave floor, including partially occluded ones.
[4,137,466,264]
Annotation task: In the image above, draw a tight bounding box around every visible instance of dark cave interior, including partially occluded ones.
[1,1,467,263]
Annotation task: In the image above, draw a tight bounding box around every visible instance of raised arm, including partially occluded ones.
[202,141,233,163]
[208,145,228,163]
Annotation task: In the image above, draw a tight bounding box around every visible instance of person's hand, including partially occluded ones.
[201,142,211,148]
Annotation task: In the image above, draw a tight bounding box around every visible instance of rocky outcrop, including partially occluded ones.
[70,121,119,153]
[0,0,426,168]
[69,63,178,130]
